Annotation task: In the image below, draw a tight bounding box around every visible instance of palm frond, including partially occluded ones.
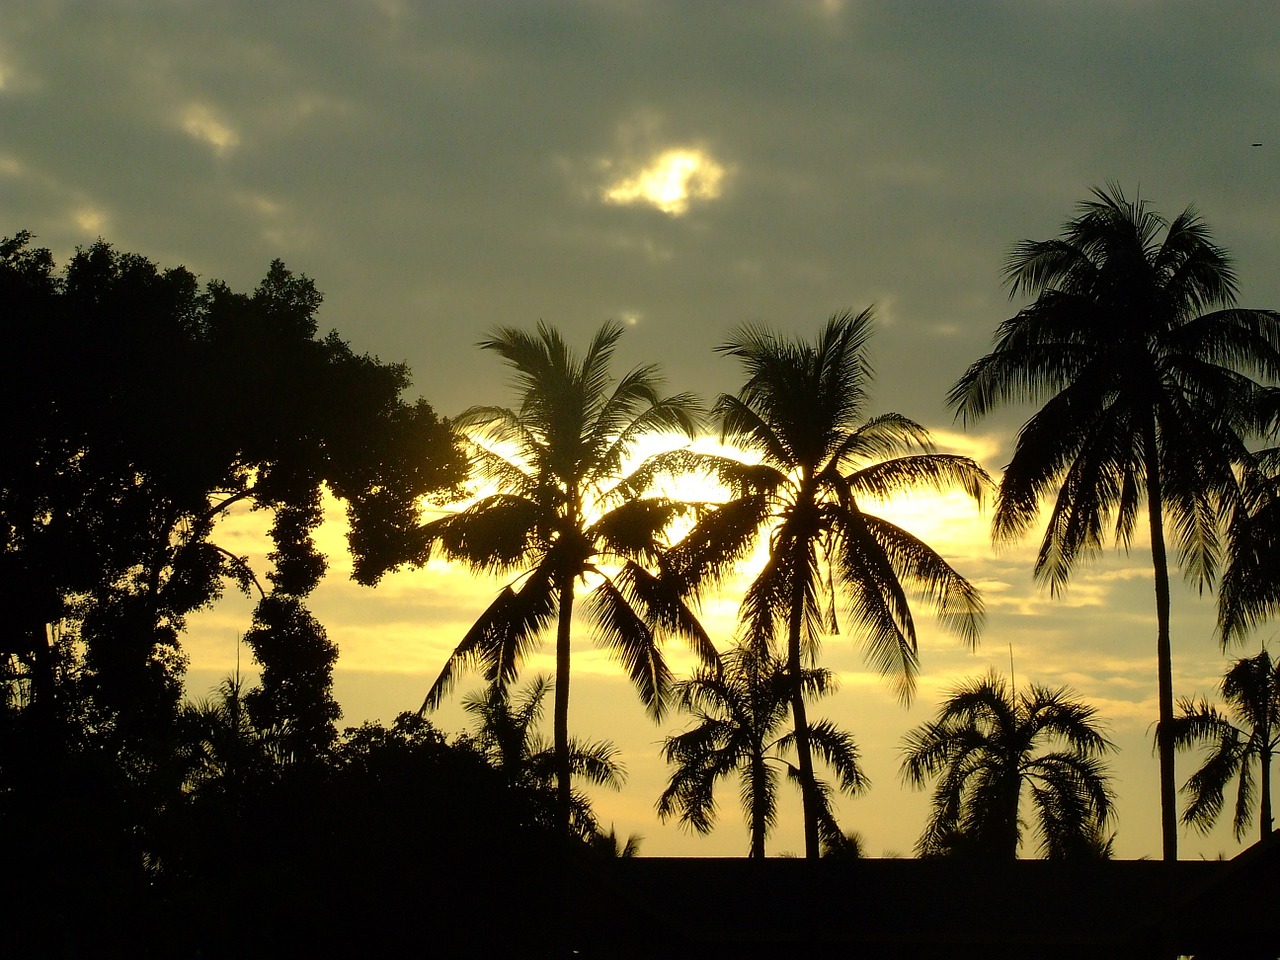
[584,575,673,719]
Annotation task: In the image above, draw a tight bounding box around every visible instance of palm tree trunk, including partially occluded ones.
[1260,732,1273,842]
[1144,418,1178,861]
[787,559,820,859]
[750,754,767,858]
[554,573,574,839]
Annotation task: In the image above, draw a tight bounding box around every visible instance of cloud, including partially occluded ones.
[602,147,728,216]
[180,103,240,155]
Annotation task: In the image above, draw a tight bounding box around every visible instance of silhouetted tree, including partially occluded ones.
[1169,648,1279,842]
[901,672,1116,860]
[666,310,988,857]
[462,675,624,839]
[420,321,713,836]
[657,644,867,857]
[949,186,1280,859]
[589,824,643,857]
[0,231,465,766]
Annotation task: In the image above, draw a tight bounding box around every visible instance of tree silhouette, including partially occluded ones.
[462,675,624,840]
[901,672,1116,860]
[657,645,867,857]
[948,186,1280,859]
[420,321,713,836]
[666,309,988,857]
[1169,648,1279,843]
[588,825,643,857]
[0,232,465,768]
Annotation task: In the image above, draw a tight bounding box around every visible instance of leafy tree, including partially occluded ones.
[948,186,1280,859]
[657,644,867,858]
[242,596,340,762]
[1169,648,1279,843]
[901,672,1116,860]
[420,321,713,836]
[462,676,624,840]
[0,232,465,763]
[666,309,988,857]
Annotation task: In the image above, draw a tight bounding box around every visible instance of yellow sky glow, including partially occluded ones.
[603,148,727,215]
[181,104,239,154]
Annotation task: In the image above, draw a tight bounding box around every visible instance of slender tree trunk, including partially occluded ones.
[1260,735,1273,842]
[750,754,767,858]
[1144,419,1178,861]
[787,555,820,859]
[1003,772,1022,860]
[554,574,574,839]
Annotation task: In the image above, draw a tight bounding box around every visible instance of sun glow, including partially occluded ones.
[181,104,240,155]
[603,148,727,216]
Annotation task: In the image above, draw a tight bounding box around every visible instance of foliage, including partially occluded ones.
[657,644,867,857]
[947,185,1280,859]
[1169,647,1280,842]
[901,672,1116,860]
[665,309,988,856]
[0,231,465,763]
[420,321,712,834]
[462,675,624,840]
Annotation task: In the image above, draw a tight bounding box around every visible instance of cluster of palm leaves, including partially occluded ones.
[1170,647,1279,843]
[422,184,1280,860]
[656,645,866,858]
[460,675,624,842]
[901,673,1115,860]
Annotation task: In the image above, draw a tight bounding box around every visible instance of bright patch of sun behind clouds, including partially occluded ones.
[603,147,727,216]
[181,104,239,155]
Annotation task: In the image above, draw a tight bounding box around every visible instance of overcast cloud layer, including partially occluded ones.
[5,1,1280,859]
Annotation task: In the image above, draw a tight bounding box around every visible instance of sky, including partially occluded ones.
[4,0,1280,859]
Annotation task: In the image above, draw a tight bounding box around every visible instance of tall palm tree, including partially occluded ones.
[461,676,624,840]
[901,672,1116,860]
[1169,648,1279,843]
[666,309,989,857]
[656,645,866,857]
[948,185,1280,860]
[420,321,713,836]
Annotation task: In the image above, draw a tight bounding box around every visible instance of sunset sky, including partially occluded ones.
[4,1,1280,859]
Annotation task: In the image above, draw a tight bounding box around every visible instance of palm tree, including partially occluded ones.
[420,321,713,836]
[461,676,624,840]
[666,309,989,857]
[656,645,867,857]
[588,825,643,858]
[1169,648,1279,843]
[177,673,284,803]
[901,672,1115,860]
[948,185,1280,860]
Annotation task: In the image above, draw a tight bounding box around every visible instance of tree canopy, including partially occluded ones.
[0,231,465,759]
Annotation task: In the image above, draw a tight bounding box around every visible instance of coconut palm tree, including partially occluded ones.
[948,185,1280,859]
[664,309,989,857]
[1169,648,1279,843]
[462,676,624,840]
[588,825,643,858]
[420,321,713,836]
[901,672,1115,860]
[657,645,866,857]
